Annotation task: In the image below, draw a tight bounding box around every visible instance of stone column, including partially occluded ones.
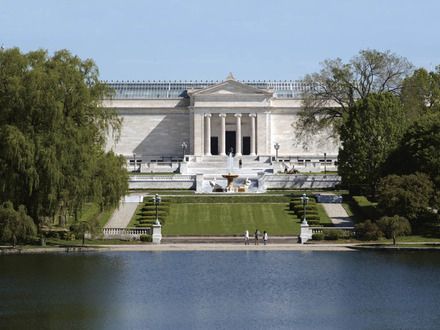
[204,113,211,156]
[219,113,226,156]
[235,113,242,156]
[249,113,256,156]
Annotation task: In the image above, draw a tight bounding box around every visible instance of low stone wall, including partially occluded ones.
[128,173,340,191]
[261,174,341,189]
[129,175,196,189]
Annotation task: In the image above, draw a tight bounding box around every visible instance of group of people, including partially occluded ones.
[244,229,268,245]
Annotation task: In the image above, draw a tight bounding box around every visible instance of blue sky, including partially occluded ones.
[1,0,439,81]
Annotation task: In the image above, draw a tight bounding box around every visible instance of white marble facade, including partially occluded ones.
[103,76,339,166]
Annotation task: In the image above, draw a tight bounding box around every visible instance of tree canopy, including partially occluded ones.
[377,215,411,245]
[0,48,128,226]
[377,173,435,221]
[298,49,413,134]
[401,67,440,119]
[0,201,36,246]
[384,112,440,193]
[338,93,407,195]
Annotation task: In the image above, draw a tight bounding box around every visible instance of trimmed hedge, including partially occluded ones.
[306,219,320,226]
[162,195,291,204]
[352,196,379,220]
[290,196,322,225]
[139,211,168,216]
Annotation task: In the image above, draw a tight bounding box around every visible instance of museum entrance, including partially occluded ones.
[226,131,236,155]
[242,136,250,155]
[210,137,219,155]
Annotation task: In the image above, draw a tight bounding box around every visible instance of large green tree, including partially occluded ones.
[377,173,435,223]
[401,67,440,120]
[338,93,407,195]
[377,215,411,245]
[0,48,127,225]
[385,112,440,193]
[298,49,413,135]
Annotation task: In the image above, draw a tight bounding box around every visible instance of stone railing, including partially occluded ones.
[311,227,355,235]
[130,175,194,181]
[129,174,196,189]
[102,227,151,240]
[300,224,355,244]
[260,174,341,189]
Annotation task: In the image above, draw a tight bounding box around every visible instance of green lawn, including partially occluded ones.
[76,203,114,228]
[162,203,300,236]
[316,204,332,224]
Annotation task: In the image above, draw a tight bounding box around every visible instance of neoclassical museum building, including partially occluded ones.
[103,74,339,177]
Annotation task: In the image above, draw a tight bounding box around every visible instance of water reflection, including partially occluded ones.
[1,251,440,329]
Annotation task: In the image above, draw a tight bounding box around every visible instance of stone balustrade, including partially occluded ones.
[311,227,355,234]
[102,227,151,240]
[129,174,196,189]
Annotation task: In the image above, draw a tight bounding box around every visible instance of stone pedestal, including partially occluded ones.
[195,173,204,193]
[152,223,162,244]
[299,220,312,244]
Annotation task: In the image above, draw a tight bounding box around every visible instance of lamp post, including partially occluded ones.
[300,193,309,224]
[133,152,136,172]
[153,194,162,225]
[324,152,327,175]
[181,141,187,159]
[274,142,280,161]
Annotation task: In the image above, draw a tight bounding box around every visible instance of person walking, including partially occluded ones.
[244,229,249,245]
[254,229,260,245]
[263,231,268,245]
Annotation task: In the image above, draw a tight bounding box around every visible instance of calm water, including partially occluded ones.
[1,251,440,330]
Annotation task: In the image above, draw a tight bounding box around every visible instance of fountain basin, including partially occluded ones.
[222,173,239,192]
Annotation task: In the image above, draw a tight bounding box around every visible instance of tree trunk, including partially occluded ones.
[393,235,396,246]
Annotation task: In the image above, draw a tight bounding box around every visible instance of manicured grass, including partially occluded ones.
[75,203,115,228]
[163,203,299,236]
[128,203,148,227]
[315,204,332,224]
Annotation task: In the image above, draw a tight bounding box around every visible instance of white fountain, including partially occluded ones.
[222,152,239,192]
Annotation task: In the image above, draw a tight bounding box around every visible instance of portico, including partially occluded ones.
[202,112,257,156]
[189,75,273,157]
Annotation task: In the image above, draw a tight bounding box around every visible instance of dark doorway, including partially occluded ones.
[211,136,219,155]
[242,136,250,155]
[226,131,236,155]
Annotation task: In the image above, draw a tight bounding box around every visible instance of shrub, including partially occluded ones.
[137,219,157,224]
[355,220,382,241]
[306,219,320,226]
[312,233,324,240]
[139,211,168,217]
[323,230,342,240]
[140,234,152,242]
[293,205,317,212]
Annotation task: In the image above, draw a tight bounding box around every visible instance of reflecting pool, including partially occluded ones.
[1,251,440,329]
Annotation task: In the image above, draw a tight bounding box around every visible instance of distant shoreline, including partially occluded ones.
[2,242,440,255]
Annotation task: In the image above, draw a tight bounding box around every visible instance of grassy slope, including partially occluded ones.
[163,203,300,236]
[77,203,114,228]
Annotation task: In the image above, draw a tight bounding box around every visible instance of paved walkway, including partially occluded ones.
[321,203,354,227]
[104,194,145,228]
